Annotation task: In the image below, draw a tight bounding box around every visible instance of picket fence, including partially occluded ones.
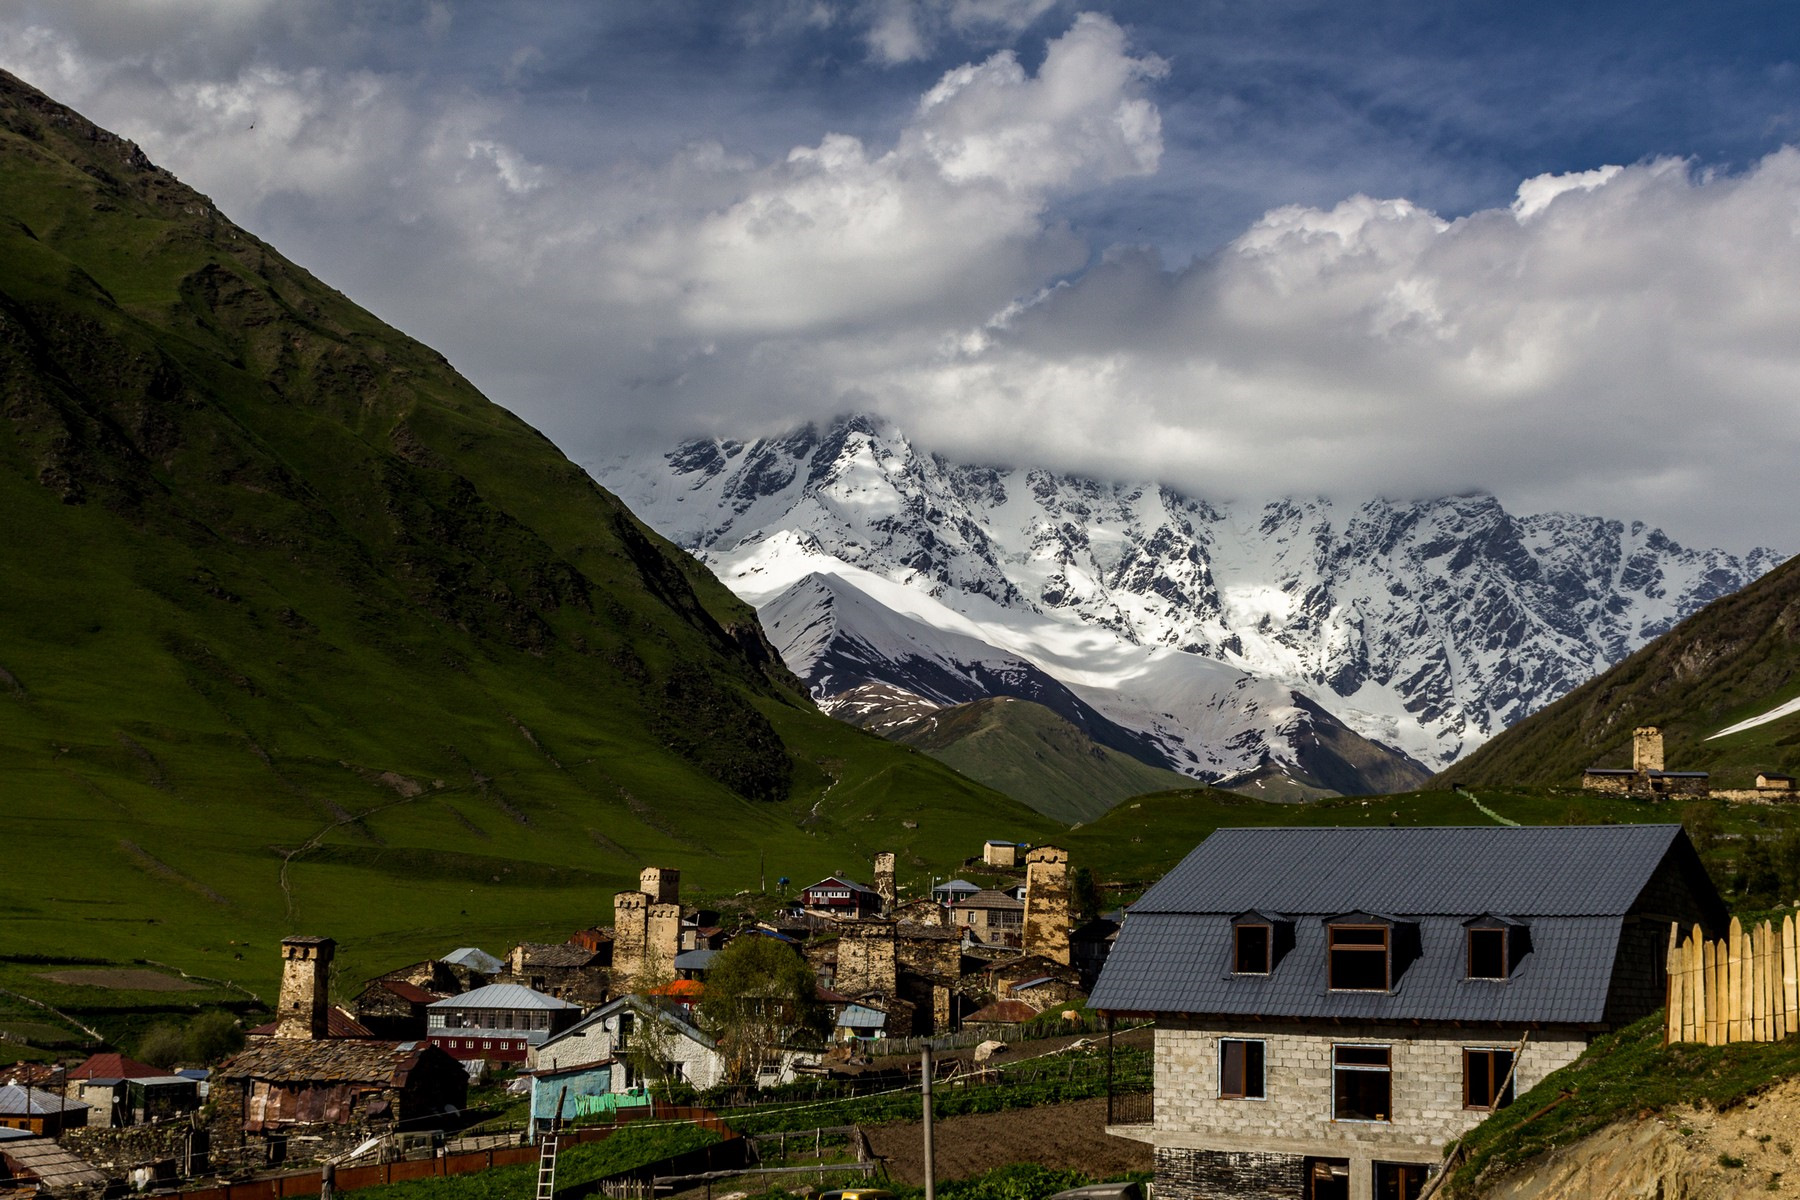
[1664,915,1800,1045]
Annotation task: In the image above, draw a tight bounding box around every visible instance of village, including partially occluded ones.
[8,803,1793,1200]
[0,839,1139,1199]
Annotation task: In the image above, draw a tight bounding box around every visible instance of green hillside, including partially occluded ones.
[879,696,1194,823]
[1438,553,1800,789]
[0,69,1054,999]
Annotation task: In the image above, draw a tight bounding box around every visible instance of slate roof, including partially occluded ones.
[428,984,580,1012]
[0,1137,110,1191]
[1091,824,1715,1026]
[511,942,598,969]
[216,1039,442,1084]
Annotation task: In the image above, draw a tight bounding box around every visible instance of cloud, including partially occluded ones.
[859,0,1062,64]
[4,5,1799,551]
[871,152,1800,547]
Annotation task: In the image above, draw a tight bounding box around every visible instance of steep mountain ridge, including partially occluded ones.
[600,415,1782,787]
[0,71,1048,981]
[1439,552,1800,788]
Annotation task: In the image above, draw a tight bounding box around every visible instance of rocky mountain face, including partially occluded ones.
[598,415,1784,792]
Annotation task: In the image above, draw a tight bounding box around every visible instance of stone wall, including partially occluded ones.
[835,923,898,997]
[1022,847,1071,965]
[1634,727,1665,773]
[1153,1147,1305,1200]
[64,1119,209,1176]
[645,903,682,982]
[1150,1017,1589,1157]
[873,853,896,910]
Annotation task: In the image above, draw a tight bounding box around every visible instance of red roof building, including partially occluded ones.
[68,1053,163,1081]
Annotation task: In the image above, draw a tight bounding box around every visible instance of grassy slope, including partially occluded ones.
[1443,1011,1800,1196]
[1063,784,1800,897]
[0,70,1053,1001]
[1439,553,1800,789]
[883,697,1194,823]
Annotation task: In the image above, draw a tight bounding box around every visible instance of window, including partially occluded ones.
[1328,924,1390,991]
[1467,928,1507,980]
[1234,924,1271,974]
[1332,1045,1391,1121]
[1374,1162,1432,1200]
[1464,1048,1515,1110]
[1219,1038,1265,1099]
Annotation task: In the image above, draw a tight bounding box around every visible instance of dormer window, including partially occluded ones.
[1234,923,1271,974]
[1327,921,1390,991]
[1464,916,1529,980]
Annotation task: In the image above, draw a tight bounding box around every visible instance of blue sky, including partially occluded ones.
[3,1,1798,548]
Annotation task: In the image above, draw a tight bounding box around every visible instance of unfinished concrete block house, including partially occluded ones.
[1091,825,1725,1200]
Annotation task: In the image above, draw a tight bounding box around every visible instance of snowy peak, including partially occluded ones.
[597,415,1782,786]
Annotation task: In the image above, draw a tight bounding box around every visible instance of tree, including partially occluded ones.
[697,936,828,1084]
[1070,867,1103,925]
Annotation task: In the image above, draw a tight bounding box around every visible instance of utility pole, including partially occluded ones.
[921,1046,936,1200]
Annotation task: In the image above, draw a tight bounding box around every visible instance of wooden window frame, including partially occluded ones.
[1328,923,1391,991]
[1234,923,1272,975]
[1218,1037,1266,1100]
[1462,1048,1516,1111]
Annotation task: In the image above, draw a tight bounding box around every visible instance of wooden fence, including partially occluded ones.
[150,1106,736,1200]
[1665,915,1800,1045]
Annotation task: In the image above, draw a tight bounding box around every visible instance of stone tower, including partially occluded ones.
[1634,727,1665,774]
[1022,846,1071,966]
[873,852,896,911]
[639,866,680,906]
[276,936,334,1040]
[645,902,682,983]
[612,890,649,988]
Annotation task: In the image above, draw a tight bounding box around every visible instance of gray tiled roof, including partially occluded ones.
[1092,825,1700,1026]
[1129,825,1686,917]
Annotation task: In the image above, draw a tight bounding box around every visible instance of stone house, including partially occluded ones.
[351,979,446,1040]
[1090,824,1725,1200]
[210,937,467,1157]
[952,889,1024,947]
[497,942,609,1005]
[983,841,1028,868]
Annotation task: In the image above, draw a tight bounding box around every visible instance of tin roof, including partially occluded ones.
[442,947,505,974]
[69,1052,162,1080]
[428,983,581,1011]
[0,1086,90,1116]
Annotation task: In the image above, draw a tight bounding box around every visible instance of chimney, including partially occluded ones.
[1633,727,1665,774]
[276,936,335,1040]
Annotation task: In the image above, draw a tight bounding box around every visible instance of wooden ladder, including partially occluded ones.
[536,1088,567,1200]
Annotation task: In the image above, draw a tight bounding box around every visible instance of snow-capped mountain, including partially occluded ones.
[597,415,1784,787]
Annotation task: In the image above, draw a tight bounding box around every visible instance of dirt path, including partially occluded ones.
[866,1097,1151,1185]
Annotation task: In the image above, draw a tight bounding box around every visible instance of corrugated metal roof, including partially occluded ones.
[673,949,717,970]
[837,1005,887,1028]
[69,1052,162,1080]
[1130,825,1686,917]
[428,983,580,1011]
[0,1086,89,1116]
[0,1137,110,1189]
[1093,824,1712,1025]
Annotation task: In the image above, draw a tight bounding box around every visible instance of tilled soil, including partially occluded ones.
[865,1097,1151,1185]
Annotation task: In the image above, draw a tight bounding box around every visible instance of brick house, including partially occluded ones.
[1090,825,1725,1200]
